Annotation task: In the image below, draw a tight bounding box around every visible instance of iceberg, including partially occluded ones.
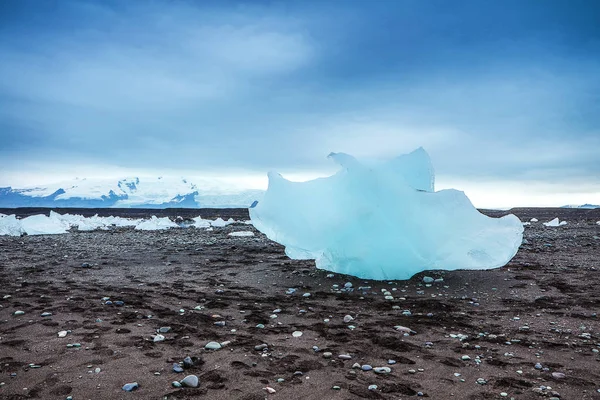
[250,148,524,280]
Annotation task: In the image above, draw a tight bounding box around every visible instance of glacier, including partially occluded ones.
[250,148,524,280]
[0,176,263,208]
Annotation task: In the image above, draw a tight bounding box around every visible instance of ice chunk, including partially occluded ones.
[250,148,524,280]
[543,218,567,227]
[192,216,211,228]
[134,216,178,231]
[210,218,235,227]
[0,214,24,236]
[20,213,70,235]
[228,231,255,237]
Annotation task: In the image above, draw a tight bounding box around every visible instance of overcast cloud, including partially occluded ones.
[0,0,599,207]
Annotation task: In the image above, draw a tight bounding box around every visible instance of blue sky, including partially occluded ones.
[0,0,599,207]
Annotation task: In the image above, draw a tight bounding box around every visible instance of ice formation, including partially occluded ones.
[0,212,242,236]
[228,231,255,237]
[250,148,524,280]
[543,218,567,227]
[134,216,179,231]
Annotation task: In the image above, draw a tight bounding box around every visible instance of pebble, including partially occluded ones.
[343,315,354,323]
[552,372,566,379]
[153,334,165,342]
[302,293,311,297]
[158,327,171,333]
[204,341,222,350]
[461,355,471,361]
[423,276,434,283]
[374,367,391,374]
[361,364,373,371]
[344,282,353,288]
[180,375,199,388]
[332,385,341,390]
[182,356,194,368]
[173,363,184,373]
[40,312,52,317]
[255,344,268,351]
[535,363,543,370]
[388,360,396,365]
[292,331,303,337]
[13,310,25,316]
[94,367,101,373]
[368,384,378,390]
[256,324,265,329]
[171,381,182,388]
[339,354,352,360]
[58,331,68,338]
[352,363,361,369]
[122,382,139,391]
[323,352,332,359]
[264,386,276,394]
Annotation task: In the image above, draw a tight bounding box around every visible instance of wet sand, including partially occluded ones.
[0,208,599,400]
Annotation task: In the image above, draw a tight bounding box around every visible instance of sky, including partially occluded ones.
[0,0,599,208]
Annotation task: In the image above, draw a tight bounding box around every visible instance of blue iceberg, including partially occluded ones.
[249,148,523,280]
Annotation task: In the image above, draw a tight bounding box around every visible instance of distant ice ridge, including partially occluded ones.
[0,176,263,208]
[250,148,524,280]
[0,212,249,236]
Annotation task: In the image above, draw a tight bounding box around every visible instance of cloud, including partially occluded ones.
[0,0,599,206]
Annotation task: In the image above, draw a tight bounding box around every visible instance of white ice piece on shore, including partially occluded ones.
[228,231,255,237]
[543,218,567,227]
[0,214,24,236]
[134,216,178,231]
[210,217,235,227]
[192,216,211,228]
[250,148,524,280]
[20,213,70,235]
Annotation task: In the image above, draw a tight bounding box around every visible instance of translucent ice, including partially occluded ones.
[250,148,524,280]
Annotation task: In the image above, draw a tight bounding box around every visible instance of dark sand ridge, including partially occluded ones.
[0,208,599,399]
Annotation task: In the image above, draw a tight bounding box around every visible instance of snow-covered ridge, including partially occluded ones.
[0,177,264,208]
[560,204,599,209]
[0,211,252,236]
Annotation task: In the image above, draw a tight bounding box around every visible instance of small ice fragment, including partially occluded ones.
[228,231,255,237]
[543,218,567,227]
